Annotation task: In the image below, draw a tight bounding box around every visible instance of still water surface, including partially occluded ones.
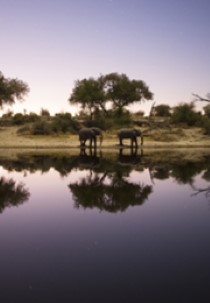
[0,149,210,302]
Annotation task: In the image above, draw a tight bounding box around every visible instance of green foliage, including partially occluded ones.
[203,104,210,118]
[51,113,79,133]
[154,104,171,116]
[100,72,153,112]
[13,113,25,125]
[69,73,153,120]
[171,102,202,126]
[0,71,29,108]
[31,121,52,135]
[26,112,41,123]
[40,108,50,118]
[111,109,132,128]
[201,116,210,135]
[69,78,105,120]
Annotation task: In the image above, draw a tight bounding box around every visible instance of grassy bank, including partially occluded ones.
[1,126,210,149]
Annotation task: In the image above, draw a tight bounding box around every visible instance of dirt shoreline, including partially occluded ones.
[1,126,210,149]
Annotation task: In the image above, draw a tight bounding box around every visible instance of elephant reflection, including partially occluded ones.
[78,148,101,169]
[118,128,143,147]
[78,127,103,148]
[118,147,143,166]
[0,176,30,213]
[69,171,152,213]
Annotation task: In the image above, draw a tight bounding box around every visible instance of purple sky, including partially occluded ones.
[1,0,210,115]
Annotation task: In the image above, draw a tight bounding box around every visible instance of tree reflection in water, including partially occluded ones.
[0,176,30,213]
[69,147,153,212]
[1,149,210,211]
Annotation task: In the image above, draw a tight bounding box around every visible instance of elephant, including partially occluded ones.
[78,127,103,148]
[117,128,143,147]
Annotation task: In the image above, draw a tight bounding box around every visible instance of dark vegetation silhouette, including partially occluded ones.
[1,150,210,212]
[0,71,29,108]
[0,176,30,213]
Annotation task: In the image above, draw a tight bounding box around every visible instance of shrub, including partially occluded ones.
[31,121,52,135]
[12,113,25,125]
[171,102,202,126]
[201,117,210,135]
[154,104,171,117]
[16,125,31,134]
[51,113,78,133]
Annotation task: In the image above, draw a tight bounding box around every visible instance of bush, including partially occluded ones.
[16,125,31,135]
[154,104,171,117]
[51,113,79,133]
[201,117,210,135]
[31,121,52,135]
[171,103,202,126]
[12,113,25,125]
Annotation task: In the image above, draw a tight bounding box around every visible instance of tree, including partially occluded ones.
[100,72,153,114]
[203,104,210,118]
[0,71,29,108]
[154,104,171,117]
[69,73,153,120]
[69,78,106,120]
[171,102,201,126]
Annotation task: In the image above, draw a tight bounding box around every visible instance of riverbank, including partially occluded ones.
[1,126,210,149]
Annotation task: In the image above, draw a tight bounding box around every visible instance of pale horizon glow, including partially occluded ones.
[0,0,210,116]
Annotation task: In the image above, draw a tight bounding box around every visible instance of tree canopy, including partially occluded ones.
[0,71,29,108]
[69,73,153,119]
[154,104,171,116]
[100,73,153,113]
[69,77,105,120]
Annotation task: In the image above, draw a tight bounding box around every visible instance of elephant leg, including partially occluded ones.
[89,138,92,148]
[80,139,84,147]
[140,135,144,146]
[93,137,97,148]
[131,138,136,148]
[133,137,138,148]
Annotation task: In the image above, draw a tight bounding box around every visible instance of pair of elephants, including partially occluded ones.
[78,127,143,148]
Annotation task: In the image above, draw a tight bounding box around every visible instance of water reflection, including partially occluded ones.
[69,172,152,213]
[118,146,143,165]
[1,150,210,213]
[1,150,210,183]
[0,176,30,213]
[0,149,210,302]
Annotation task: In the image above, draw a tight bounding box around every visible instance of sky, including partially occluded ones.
[0,0,210,116]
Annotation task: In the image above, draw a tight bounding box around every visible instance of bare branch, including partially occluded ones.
[192,93,210,103]
[191,186,210,198]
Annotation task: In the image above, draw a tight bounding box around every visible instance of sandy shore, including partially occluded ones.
[1,126,210,149]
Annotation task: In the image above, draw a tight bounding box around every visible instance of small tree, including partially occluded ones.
[0,71,29,108]
[154,104,171,117]
[69,78,105,120]
[40,108,50,118]
[203,104,210,118]
[171,102,201,126]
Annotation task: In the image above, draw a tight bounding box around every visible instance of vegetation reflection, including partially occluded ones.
[68,147,152,212]
[0,176,30,213]
[1,150,210,211]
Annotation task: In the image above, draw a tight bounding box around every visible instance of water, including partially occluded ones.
[0,148,210,303]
